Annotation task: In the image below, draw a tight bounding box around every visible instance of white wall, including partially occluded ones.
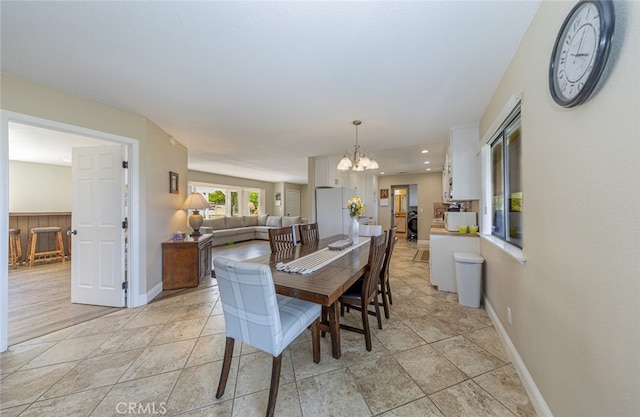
[479,1,640,416]
[9,161,71,212]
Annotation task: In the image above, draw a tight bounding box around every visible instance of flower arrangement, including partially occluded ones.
[346,195,365,219]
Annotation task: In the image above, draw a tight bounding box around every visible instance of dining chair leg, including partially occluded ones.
[266,354,283,417]
[373,296,382,330]
[361,301,372,351]
[311,318,320,363]
[216,337,235,399]
[379,279,390,319]
[386,273,393,305]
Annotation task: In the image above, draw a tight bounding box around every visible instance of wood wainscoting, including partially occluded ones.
[9,212,72,263]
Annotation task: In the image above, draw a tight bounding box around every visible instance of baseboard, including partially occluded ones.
[417,239,430,247]
[484,296,553,417]
[137,281,163,306]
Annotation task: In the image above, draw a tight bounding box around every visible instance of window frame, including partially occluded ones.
[481,102,523,243]
[479,96,526,264]
[489,108,522,248]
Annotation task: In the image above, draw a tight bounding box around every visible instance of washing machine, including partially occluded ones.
[407,210,418,241]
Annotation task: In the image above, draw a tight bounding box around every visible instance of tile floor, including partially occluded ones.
[1,239,536,416]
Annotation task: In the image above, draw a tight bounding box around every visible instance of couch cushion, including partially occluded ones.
[203,217,226,230]
[257,214,269,226]
[225,216,245,229]
[282,216,302,227]
[243,216,258,227]
[266,216,282,227]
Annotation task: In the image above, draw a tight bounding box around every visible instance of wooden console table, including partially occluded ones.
[162,234,213,290]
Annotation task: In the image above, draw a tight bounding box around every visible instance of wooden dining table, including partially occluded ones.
[245,235,370,359]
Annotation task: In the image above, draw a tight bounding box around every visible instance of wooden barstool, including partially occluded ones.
[26,227,66,267]
[9,228,22,269]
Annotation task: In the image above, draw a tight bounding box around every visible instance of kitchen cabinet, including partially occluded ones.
[429,230,479,293]
[442,148,452,202]
[446,125,480,201]
[162,234,213,290]
[315,156,342,188]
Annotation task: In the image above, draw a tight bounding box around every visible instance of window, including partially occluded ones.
[206,190,226,217]
[490,108,522,248]
[248,190,259,215]
[193,185,263,218]
[229,191,239,217]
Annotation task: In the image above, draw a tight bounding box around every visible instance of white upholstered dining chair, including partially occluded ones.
[213,257,321,417]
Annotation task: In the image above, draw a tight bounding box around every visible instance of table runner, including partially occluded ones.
[276,237,370,275]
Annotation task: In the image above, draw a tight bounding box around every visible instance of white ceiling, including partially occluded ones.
[1,1,540,184]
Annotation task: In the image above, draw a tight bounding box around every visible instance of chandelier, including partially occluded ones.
[337,120,379,171]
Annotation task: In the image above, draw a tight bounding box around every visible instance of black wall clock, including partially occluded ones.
[549,0,615,108]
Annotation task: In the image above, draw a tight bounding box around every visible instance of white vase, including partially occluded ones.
[350,218,360,243]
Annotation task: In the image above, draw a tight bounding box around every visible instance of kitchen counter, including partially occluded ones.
[429,224,480,293]
[430,226,479,237]
[431,220,478,237]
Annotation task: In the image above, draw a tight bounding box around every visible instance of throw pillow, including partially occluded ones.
[225,216,245,229]
[243,216,258,227]
[257,214,269,226]
[266,216,282,227]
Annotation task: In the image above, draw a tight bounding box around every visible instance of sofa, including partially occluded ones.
[200,214,308,247]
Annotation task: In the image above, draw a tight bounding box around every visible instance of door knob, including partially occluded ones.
[67,230,77,236]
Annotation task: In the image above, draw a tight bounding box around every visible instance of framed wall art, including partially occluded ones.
[169,171,179,194]
[380,188,389,206]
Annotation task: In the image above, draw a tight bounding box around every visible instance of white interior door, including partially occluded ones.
[285,189,300,217]
[71,145,126,307]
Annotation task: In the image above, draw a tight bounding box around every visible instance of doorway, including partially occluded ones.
[1,113,140,350]
[390,184,418,241]
[285,189,300,217]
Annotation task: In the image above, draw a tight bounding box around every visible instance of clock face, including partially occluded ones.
[554,3,600,100]
[549,0,615,108]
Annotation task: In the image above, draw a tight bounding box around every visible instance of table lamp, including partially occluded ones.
[183,192,210,236]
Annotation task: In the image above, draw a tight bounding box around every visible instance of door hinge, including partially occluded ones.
[122,281,128,291]
[122,219,128,229]
[122,161,129,169]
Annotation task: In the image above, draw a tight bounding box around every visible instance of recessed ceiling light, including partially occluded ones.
[423,161,430,164]
[421,150,429,154]
[380,172,385,175]
[62,158,71,162]
[426,168,432,171]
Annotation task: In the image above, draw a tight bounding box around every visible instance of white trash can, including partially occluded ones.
[454,252,485,308]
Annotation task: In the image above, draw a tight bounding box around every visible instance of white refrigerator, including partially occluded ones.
[316,187,356,238]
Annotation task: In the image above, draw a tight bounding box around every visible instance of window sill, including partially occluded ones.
[480,234,527,265]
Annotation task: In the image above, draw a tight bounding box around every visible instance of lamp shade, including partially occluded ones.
[183,192,210,210]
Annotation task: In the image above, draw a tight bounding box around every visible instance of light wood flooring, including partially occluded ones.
[7,261,118,346]
[8,241,272,346]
